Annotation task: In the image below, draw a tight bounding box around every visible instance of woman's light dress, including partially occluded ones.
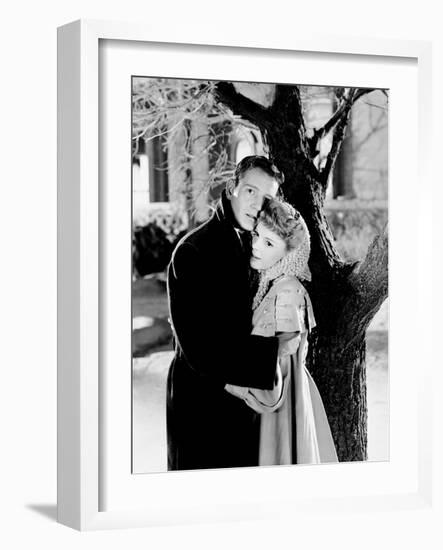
[225,275,338,465]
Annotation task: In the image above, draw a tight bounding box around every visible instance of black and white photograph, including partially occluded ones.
[3,0,440,542]
[131,77,389,473]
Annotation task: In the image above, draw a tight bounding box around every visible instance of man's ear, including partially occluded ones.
[226,179,235,198]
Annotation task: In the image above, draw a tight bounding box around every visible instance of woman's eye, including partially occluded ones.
[266,241,273,247]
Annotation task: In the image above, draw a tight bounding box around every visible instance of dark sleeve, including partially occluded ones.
[167,241,278,390]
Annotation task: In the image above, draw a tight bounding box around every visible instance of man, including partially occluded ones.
[166,155,283,470]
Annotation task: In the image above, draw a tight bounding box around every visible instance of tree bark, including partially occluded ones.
[182,119,195,228]
[308,331,368,460]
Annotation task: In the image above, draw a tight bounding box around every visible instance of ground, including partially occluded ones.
[131,275,389,473]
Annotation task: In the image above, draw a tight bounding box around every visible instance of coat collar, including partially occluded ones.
[215,190,244,232]
[214,190,252,257]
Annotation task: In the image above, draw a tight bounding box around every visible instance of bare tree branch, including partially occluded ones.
[308,88,373,154]
[354,222,388,285]
[310,95,351,145]
[133,114,188,142]
[321,112,353,184]
[352,88,376,102]
[359,100,388,111]
[338,223,388,343]
[213,81,272,128]
[320,88,377,186]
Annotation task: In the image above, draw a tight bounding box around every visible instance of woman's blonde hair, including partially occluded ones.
[257,197,310,254]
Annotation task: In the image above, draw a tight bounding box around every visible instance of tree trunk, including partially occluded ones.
[183,119,195,229]
[214,82,388,462]
[190,119,210,223]
[308,331,367,461]
[265,131,371,461]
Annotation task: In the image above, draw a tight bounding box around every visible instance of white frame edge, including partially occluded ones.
[57,21,82,530]
[57,18,433,531]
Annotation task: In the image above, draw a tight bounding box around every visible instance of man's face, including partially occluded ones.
[228,167,280,231]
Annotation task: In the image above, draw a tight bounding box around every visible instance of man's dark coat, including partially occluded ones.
[166,193,279,471]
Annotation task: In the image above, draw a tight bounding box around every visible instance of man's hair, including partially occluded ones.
[233,155,285,188]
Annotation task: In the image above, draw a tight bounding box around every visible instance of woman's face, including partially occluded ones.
[250,221,287,270]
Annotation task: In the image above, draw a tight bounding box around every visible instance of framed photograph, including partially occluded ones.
[57,19,433,530]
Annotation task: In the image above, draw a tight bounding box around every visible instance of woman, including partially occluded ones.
[225,197,338,465]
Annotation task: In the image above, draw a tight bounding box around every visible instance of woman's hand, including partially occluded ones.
[276,331,301,364]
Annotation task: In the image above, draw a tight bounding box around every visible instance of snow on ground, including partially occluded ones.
[132,352,173,473]
[132,299,389,473]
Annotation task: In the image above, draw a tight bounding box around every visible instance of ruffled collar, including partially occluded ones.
[259,249,300,283]
[252,249,311,310]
